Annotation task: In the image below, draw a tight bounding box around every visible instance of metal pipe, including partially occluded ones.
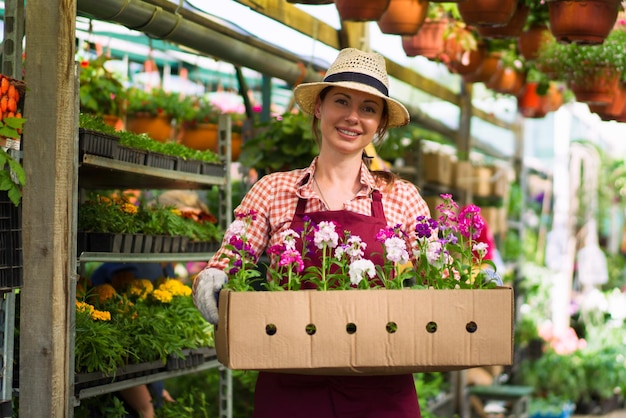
[76,0,325,86]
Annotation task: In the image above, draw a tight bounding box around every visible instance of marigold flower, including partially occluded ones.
[129,279,154,299]
[91,284,117,303]
[91,309,112,321]
[152,289,173,303]
[120,203,138,215]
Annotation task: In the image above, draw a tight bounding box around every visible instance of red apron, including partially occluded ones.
[253,191,422,418]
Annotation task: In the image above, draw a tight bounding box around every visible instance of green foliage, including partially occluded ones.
[180,95,222,126]
[118,130,220,163]
[536,28,626,81]
[0,117,26,206]
[239,112,318,172]
[165,369,257,418]
[78,192,223,241]
[126,88,192,123]
[79,55,127,118]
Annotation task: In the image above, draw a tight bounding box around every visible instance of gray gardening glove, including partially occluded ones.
[193,267,227,325]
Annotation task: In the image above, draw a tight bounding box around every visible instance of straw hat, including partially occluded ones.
[294,48,410,128]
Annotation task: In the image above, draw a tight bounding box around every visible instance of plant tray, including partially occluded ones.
[176,158,202,174]
[166,347,216,371]
[145,151,177,170]
[0,191,22,289]
[116,146,147,165]
[186,240,219,253]
[200,162,224,177]
[78,129,120,159]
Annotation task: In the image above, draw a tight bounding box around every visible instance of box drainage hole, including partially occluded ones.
[426,321,438,333]
[305,324,317,335]
[265,324,277,336]
[346,323,357,334]
[466,321,478,333]
[386,322,398,334]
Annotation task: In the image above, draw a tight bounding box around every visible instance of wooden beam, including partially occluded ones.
[234,0,341,49]
[21,0,78,416]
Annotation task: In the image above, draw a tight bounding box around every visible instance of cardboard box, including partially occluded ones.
[216,287,514,375]
[454,160,474,190]
[423,151,453,186]
[473,166,493,196]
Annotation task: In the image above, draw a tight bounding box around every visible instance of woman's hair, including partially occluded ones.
[311,86,398,189]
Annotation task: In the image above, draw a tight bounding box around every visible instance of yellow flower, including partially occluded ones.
[129,279,154,299]
[98,195,112,205]
[91,309,112,321]
[76,300,95,315]
[152,289,173,303]
[121,202,138,215]
[158,278,192,297]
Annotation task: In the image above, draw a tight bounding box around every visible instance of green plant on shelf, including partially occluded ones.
[0,116,27,206]
[79,55,127,119]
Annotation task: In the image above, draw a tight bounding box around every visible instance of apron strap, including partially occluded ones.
[371,190,385,220]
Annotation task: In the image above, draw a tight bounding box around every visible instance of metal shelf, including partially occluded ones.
[75,353,221,402]
[79,154,226,190]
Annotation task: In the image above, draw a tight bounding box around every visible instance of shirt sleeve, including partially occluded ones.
[206,174,275,271]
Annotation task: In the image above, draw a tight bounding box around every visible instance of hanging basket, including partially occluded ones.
[476,2,530,38]
[457,0,518,27]
[401,19,448,59]
[377,0,429,35]
[566,65,621,105]
[518,24,554,61]
[486,62,526,96]
[179,122,218,151]
[286,0,333,3]
[443,39,487,76]
[334,0,391,22]
[547,0,620,44]
[462,52,501,84]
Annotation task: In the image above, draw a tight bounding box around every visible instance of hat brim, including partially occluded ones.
[293,81,410,128]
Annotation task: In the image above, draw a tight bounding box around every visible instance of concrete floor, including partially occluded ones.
[573,411,626,418]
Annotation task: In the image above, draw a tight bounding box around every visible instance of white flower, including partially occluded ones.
[473,242,488,258]
[346,235,366,260]
[314,221,339,249]
[279,229,299,251]
[384,236,409,264]
[348,259,376,286]
[225,219,246,240]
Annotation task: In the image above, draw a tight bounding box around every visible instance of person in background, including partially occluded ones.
[193,48,430,417]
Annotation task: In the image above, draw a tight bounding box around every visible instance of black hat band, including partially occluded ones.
[324,72,389,97]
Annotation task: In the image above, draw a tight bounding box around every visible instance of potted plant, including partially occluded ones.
[179,95,222,151]
[401,3,457,59]
[546,0,622,44]
[238,111,319,173]
[518,0,553,62]
[78,55,127,127]
[535,28,626,105]
[126,87,190,143]
[376,0,429,36]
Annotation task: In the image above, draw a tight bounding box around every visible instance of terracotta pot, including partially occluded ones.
[179,123,218,151]
[589,82,626,118]
[462,52,501,83]
[486,62,526,95]
[548,0,620,44]
[377,0,429,35]
[457,0,517,27]
[102,114,124,131]
[286,0,333,3]
[126,114,173,143]
[567,65,621,105]
[401,19,448,59]
[476,2,530,38]
[443,40,486,76]
[334,0,391,21]
[518,24,553,61]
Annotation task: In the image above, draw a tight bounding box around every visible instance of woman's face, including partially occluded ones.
[315,86,384,156]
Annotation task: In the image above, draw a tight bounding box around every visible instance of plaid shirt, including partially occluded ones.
[208,157,431,271]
